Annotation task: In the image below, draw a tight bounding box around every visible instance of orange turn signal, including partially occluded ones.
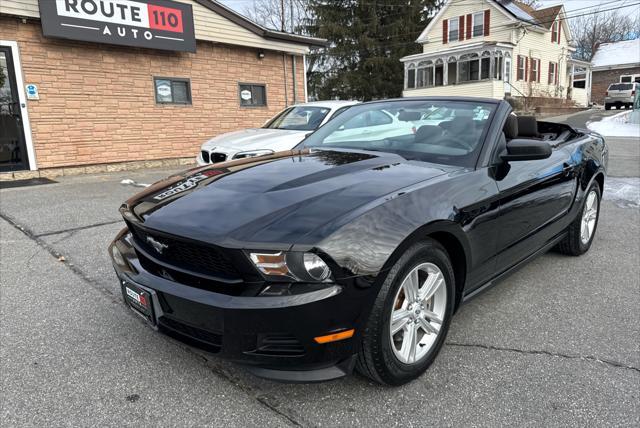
[314,329,355,344]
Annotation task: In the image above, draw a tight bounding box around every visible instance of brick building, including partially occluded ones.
[590,39,640,105]
[0,0,324,178]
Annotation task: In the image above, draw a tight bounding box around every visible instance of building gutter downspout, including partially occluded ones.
[292,55,297,104]
[283,53,289,106]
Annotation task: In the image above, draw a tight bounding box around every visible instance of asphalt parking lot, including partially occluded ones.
[1,133,639,426]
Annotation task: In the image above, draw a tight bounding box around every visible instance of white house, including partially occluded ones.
[401,0,590,105]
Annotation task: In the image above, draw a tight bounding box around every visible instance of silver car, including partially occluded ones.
[604,82,639,110]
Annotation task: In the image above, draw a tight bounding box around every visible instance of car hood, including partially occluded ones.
[125,150,458,247]
[201,128,307,152]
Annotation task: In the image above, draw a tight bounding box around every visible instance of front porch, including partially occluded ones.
[400,42,514,99]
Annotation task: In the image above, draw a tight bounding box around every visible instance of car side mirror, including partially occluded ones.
[501,139,552,162]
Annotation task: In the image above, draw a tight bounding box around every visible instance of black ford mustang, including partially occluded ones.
[109,97,607,385]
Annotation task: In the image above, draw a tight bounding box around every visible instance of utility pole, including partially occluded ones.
[281,0,285,31]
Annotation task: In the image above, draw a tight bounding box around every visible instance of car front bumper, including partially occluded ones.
[109,228,371,382]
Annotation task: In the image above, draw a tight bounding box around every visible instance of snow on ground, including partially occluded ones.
[604,177,640,209]
[587,111,640,138]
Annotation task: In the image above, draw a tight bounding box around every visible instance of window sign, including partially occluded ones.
[238,83,266,107]
[38,0,196,52]
[154,77,191,104]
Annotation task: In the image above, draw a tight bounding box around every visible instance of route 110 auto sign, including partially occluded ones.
[38,0,196,52]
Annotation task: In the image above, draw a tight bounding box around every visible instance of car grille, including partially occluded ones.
[128,223,240,280]
[201,150,210,163]
[211,152,227,163]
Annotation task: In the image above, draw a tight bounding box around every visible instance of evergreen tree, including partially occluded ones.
[306,0,441,101]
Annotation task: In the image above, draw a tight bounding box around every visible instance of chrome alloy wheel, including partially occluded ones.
[580,190,598,245]
[389,263,447,364]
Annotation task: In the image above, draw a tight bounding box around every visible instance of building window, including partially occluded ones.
[551,21,559,43]
[417,61,434,88]
[530,58,539,82]
[458,53,480,82]
[472,11,484,37]
[448,18,459,42]
[407,66,416,89]
[517,55,525,81]
[154,77,191,104]
[239,83,266,107]
[548,61,557,85]
[493,55,503,79]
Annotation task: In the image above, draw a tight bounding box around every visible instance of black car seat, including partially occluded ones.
[517,116,540,139]
[415,125,444,143]
[504,114,518,140]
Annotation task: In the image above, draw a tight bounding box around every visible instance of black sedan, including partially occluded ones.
[109,97,607,385]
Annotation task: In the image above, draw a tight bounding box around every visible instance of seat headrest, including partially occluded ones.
[398,110,422,122]
[504,115,518,139]
[415,125,444,142]
[517,116,539,137]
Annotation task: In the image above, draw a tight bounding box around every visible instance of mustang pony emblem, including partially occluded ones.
[146,236,169,254]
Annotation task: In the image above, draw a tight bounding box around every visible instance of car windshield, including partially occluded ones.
[264,106,331,131]
[300,100,497,167]
[608,83,633,91]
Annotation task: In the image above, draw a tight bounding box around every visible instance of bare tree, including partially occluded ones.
[516,0,542,9]
[570,8,640,61]
[243,0,311,33]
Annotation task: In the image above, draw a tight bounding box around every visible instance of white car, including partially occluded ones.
[323,110,415,144]
[197,100,359,165]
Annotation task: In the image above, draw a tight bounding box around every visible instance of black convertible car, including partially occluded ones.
[109,97,607,385]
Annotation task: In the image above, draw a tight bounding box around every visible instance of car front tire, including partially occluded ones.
[356,240,455,386]
[556,181,601,256]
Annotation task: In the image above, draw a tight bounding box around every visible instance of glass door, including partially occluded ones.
[0,46,29,171]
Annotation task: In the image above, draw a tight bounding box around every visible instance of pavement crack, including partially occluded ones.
[446,341,640,373]
[179,346,304,427]
[0,212,119,303]
[1,212,304,426]
[35,219,122,238]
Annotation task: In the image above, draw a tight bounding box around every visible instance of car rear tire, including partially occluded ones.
[616,105,621,109]
[605,104,611,110]
[355,240,455,386]
[556,181,601,256]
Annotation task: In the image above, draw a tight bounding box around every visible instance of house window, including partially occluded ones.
[548,62,557,85]
[448,58,458,84]
[472,11,484,37]
[417,61,434,88]
[448,18,459,42]
[407,66,416,89]
[481,57,491,79]
[458,53,480,82]
[493,55,503,79]
[530,58,539,82]
[551,21,559,43]
[239,83,266,107]
[517,56,525,81]
[154,77,191,105]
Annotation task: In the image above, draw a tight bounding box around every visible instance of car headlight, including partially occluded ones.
[233,149,274,160]
[248,251,332,282]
